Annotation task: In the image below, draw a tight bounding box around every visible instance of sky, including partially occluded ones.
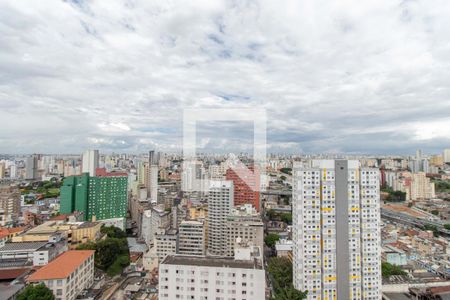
[1,0,450,155]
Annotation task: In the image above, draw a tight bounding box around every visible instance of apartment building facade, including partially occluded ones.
[159,253,265,300]
[178,220,205,256]
[293,160,381,300]
[207,180,233,256]
[27,250,95,300]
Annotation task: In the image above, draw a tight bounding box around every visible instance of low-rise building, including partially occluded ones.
[155,228,178,262]
[382,245,408,266]
[27,250,95,300]
[159,246,265,300]
[275,239,293,258]
[11,221,102,249]
[0,240,68,266]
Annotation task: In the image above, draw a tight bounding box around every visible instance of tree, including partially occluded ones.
[17,283,54,300]
[76,241,96,251]
[280,168,292,175]
[266,209,277,220]
[268,257,307,300]
[431,210,439,216]
[281,213,292,225]
[265,234,280,248]
[423,224,440,237]
[95,238,127,270]
[382,262,407,278]
[444,224,450,231]
[272,287,308,300]
[101,226,126,239]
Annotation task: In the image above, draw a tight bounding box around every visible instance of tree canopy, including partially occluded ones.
[78,226,129,276]
[17,283,54,300]
[381,262,407,278]
[101,226,127,239]
[268,257,307,300]
[265,234,280,248]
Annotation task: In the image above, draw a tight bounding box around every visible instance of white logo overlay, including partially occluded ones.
[182,108,267,192]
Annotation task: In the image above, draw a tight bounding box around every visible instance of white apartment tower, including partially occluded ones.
[207,180,233,256]
[444,149,450,164]
[293,160,381,300]
[82,150,99,176]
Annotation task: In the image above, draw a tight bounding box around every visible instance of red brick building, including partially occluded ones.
[225,165,260,211]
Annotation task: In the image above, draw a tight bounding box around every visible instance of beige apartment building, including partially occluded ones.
[27,250,95,300]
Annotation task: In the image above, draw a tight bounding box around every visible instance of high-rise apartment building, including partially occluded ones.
[225,165,260,211]
[60,173,128,221]
[293,160,381,300]
[411,172,435,200]
[207,180,233,256]
[178,220,205,256]
[444,149,450,164]
[82,150,99,177]
[25,155,38,180]
[226,204,264,257]
[0,162,5,179]
[0,185,21,225]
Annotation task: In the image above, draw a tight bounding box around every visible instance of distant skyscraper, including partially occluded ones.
[293,160,381,300]
[9,165,17,179]
[149,150,159,165]
[225,164,260,211]
[0,162,5,179]
[444,149,450,164]
[207,180,233,256]
[146,150,159,202]
[25,155,38,180]
[82,150,99,177]
[150,164,158,203]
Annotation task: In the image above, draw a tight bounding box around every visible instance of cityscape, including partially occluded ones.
[0,150,449,299]
[1,1,450,300]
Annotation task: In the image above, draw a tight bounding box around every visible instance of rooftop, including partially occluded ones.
[161,255,263,270]
[0,284,25,300]
[77,221,101,229]
[27,250,95,281]
[0,241,48,252]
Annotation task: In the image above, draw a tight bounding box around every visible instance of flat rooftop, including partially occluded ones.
[383,292,412,300]
[0,241,48,252]
[161,255,263,270]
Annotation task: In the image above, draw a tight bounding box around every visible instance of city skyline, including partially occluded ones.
[1,1,450,154]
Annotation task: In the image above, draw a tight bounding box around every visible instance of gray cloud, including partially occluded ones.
[0,0,449,155]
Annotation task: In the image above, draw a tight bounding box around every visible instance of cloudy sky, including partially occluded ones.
[1,0,449,155]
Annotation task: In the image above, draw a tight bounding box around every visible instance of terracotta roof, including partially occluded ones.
[428,286,450,294]
[0,227,26,239]
[27,250,94,281]
[49,214,69,221]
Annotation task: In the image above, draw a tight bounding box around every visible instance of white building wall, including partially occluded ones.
[82,150,99,177]
[159,260,265,300]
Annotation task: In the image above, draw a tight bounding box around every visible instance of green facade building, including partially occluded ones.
[60,173,128,221]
